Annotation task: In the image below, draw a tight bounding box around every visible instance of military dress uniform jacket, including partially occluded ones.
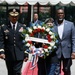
[0,23,27,61]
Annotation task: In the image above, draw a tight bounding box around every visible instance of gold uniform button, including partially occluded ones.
[14,44,16,46]
[14,37,15,39]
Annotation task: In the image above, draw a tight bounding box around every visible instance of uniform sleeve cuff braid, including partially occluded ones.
[0,49,4,52]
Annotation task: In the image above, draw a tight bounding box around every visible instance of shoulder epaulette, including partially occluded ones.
[1,24,5,27]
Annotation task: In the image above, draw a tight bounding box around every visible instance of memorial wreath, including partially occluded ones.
[22,24,58,58]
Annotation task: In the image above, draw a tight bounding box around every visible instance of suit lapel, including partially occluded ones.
[54,22,60,40]
[62,20,68,39]
[54,22,58,34]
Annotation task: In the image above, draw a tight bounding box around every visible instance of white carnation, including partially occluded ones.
[50,35,54,39]
[46,28,50,32]
[33,26,37,29]
[49,31,53,35]
[25,37,29,41]
[26,43,30,47]
[44,49,48,52]
[50,41,55,46]
[25,37,27,41]
[41,50,44,53]
[28,28,32,33]
[37,25,41,29]
[25,34,29,37]
[48,47,52,49]
[42,26,45,30]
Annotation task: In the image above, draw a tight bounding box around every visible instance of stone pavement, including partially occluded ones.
[0,59,7,75]
[71,59,75,75]
[0,59,75,75]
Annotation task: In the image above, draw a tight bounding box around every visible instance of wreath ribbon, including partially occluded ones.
[26,46,44,69]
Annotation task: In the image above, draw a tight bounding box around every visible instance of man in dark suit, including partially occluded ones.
[53,8,75,75]
[0,8,28,75]
[29,13,43,27]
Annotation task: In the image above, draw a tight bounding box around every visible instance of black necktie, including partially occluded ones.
[13,24,15,31]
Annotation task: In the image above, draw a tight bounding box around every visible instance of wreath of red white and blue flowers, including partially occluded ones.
[22,24,58,58]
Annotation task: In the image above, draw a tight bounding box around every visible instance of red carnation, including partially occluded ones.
[48,38,52,42]
[33,29,37,33]
[41,29,45,32]
[30,33,34,36]
[28,41,32,44]
[36,28,41,32]
[47,34,50,38]
[47,34,52,42]
[43,45,48,49]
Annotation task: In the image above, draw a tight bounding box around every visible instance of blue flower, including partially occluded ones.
[49,50,52,53]
[56,40,58,43]
[22,40,25,43]
[53,46,57,49]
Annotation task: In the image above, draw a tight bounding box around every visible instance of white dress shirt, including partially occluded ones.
[58,20,64,39]
[10,22,18,30]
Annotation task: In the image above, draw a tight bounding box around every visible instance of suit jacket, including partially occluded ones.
[0,22,28,61]
[29,20,43,27]
[53,20,75,58]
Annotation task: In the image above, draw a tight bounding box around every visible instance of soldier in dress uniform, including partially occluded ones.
[0,8,28,75]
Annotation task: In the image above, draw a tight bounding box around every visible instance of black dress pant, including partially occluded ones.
[5,60,23,75]
[38,57,47,75]
[60,55,72,75]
